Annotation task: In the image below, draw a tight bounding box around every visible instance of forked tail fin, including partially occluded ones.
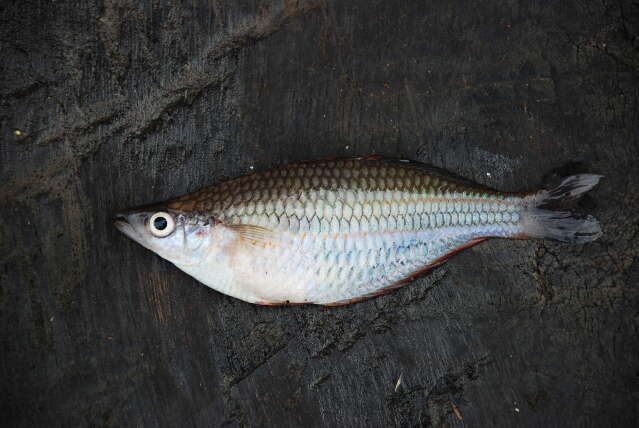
[521,174,603,243]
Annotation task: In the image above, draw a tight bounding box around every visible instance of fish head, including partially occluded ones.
[114,206,225,266]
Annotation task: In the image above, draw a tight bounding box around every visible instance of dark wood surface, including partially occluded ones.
[2,1,638,426]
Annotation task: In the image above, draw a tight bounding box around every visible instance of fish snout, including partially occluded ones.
[113,213,129,228]
[113,213,137,238]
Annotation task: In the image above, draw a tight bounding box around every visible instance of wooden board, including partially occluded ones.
[1,1,638,426]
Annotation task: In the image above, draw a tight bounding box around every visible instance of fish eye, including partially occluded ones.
[148,212,175,237]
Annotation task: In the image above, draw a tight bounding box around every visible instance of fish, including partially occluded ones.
[114,157,602,305]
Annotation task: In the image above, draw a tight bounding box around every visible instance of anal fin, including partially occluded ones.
[322,237,489,306]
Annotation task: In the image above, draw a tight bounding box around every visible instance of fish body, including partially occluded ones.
[115,157,602,305]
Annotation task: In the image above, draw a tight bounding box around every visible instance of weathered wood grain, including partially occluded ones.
[2,0,638,426]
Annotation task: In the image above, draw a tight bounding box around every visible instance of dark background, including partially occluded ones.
[2,1,638,426]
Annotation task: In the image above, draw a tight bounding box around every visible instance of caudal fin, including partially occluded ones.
[521,174,603,243]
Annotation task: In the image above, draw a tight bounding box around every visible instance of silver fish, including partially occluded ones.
[114,157,602,305]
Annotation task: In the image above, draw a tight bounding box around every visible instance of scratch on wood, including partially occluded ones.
[2,0,323,204]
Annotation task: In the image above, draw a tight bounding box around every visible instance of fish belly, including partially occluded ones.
[223,209,522,304]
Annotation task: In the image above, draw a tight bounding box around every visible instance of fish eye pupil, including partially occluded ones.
[154,216,168,230]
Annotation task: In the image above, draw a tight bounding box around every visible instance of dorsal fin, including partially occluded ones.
[359,157,496,191]
[297,156,496,191]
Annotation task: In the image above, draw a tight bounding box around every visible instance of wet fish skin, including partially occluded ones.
[114,157,602,305]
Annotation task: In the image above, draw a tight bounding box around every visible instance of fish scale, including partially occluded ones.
[116,157,602,305]
[164,159,523,303]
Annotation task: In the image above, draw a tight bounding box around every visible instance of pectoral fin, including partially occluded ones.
[227,224,281,248]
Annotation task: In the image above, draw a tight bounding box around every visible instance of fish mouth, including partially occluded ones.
[113,214,137,239]
[113,211,161,253]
